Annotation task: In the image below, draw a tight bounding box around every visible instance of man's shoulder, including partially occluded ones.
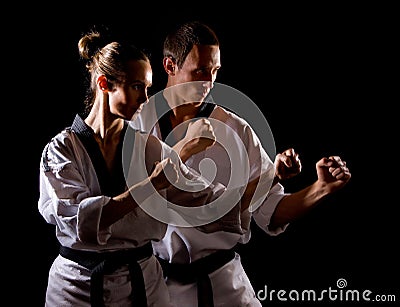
[212,105,250,127]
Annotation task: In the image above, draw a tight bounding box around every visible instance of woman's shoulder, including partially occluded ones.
[48,127,78,149]
[40,127,80,170]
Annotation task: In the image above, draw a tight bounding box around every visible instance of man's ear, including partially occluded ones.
[163,57,176,75]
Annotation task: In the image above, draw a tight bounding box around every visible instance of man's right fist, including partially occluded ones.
[173,118,216,162]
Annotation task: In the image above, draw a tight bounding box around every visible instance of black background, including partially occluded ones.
[10,2,397,306]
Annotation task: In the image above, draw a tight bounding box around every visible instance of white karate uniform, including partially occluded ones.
[38,114,233,307]
[132,98,289,307]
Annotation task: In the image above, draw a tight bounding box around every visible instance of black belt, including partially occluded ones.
[59,242,153,307]
[157,248,236,307]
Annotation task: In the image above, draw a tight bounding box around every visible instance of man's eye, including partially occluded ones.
[132,84,142,90]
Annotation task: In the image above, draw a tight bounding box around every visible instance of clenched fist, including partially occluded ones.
[275,148,302,181]
[150,158,179,191]
[173,118,216,162]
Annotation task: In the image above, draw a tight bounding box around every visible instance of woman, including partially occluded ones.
[38,29,228,307]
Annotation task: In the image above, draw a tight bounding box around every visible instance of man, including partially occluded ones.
[132,21,351,307]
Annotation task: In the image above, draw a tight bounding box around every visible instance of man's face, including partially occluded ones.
[171,45,221,105]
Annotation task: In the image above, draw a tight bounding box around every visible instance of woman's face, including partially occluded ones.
[108,59,153,120]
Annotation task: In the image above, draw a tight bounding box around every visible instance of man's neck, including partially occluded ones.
[169,103,200,128]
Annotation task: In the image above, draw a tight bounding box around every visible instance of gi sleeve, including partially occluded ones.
[38,131,112,246]
[237,120,289,236]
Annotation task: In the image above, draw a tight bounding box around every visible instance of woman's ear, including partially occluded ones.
[97,75,109,91]
[163,57,176,75]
